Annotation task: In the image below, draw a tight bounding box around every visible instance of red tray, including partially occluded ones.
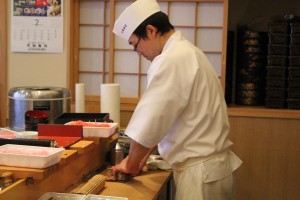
[38,124,83,148]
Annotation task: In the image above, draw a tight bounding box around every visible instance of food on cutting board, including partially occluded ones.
[66,121,118,138]
[0,144,64,168]
[0,148,50,156]
[66,120,111,127]
[106,169,131,182]
[0,131,16,139]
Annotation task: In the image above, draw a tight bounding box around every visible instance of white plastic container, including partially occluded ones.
[84,194,128,200]
[38,192,86,200]
[0,144,64,168]
[66,122,118,138]
[83,123,118,138]
[17,131,38,139]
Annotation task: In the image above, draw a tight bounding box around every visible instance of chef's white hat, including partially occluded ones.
[113,0,161,41]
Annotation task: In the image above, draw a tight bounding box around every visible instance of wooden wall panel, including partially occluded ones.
[0,0,7,127]
[229,116,300,200]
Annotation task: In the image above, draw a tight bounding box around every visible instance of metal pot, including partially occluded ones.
[8,86,71,131]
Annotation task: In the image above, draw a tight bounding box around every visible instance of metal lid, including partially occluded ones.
[8,86,71,100]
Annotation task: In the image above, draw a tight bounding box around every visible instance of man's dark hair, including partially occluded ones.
[133,11,174,39]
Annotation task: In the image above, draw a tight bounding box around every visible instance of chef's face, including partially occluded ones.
[128,25,161,62]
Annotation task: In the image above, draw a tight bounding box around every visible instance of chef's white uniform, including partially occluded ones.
[125,31,242,200]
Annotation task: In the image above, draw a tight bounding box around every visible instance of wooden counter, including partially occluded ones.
[0,137,111,200]
[99,169,173,200]
[0,135,174,200]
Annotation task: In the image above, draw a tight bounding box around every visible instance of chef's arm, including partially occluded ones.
[139,145,158,170]
[126,139,150,174]
[113,140,156,176]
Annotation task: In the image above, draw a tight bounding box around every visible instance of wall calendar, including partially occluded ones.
[11,0,63,53]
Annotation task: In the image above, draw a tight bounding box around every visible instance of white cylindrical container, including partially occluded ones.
[100,84,120,124]
[75,83,85,113]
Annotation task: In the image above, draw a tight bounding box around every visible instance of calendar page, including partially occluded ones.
[11,0,63,53]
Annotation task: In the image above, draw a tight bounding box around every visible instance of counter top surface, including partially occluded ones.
[99,169,172,200]
[0,136,173,200]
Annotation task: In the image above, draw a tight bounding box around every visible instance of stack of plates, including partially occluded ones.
[235,27,268,106]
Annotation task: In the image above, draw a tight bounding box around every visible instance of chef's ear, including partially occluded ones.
[146,25,157,37]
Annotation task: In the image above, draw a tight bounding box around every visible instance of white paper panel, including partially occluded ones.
[115,1,168,18]
[197,2,224,26]
[105,2,110,24]
[115,2,130,17]
[196,28,223,51]
[79,73,103,96]
[206,53,222,77]
[80,1,105,24]
[114,51,139,73]
[177,27,195,44]
[158,2,168,13]
[104,51,109,72]
[169,2,195,26]
[108,1,225,98]
[115,34,132,49]
[80,26,104,48]
[79,50,103,72]
[114,75,139,97]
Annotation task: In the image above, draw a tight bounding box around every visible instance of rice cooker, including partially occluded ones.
[8,86,71,131]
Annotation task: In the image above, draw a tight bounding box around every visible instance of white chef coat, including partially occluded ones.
[125,30,241,183]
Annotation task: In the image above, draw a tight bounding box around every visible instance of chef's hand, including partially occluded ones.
[113,140,154,177]
[112,156,141,176]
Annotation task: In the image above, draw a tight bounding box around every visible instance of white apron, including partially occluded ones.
[173,151,241,200]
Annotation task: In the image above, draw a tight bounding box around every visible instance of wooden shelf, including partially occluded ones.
[228,105,300,119]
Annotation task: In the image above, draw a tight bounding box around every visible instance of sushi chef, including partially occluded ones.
[112,0,242,199]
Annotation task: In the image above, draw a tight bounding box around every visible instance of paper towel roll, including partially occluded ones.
[101,84,120,125]
[75,83,85,113]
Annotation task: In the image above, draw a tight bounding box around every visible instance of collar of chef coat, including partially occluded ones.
[162,31,183,53]
[147,31,184,86]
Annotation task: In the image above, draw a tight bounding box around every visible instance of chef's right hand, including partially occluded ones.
[112,156,141,176]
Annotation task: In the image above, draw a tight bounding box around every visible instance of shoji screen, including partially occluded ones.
[77,0,110,95]
[73,0,227,98]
